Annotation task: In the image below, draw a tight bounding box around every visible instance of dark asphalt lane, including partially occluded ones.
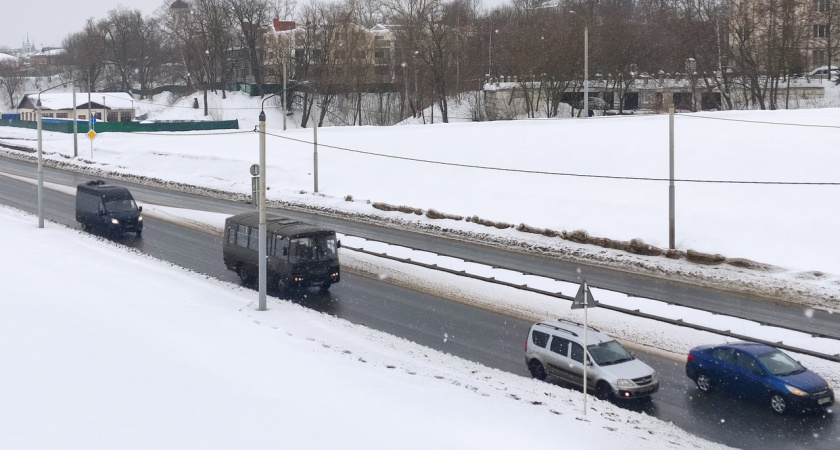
[2,156,837,449]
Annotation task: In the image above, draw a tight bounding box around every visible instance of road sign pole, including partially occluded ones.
[571,279,597,416]
[583,286,588,415]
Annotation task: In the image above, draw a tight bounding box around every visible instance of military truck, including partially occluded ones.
[223,212,340,292]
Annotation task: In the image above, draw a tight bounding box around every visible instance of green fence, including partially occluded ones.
[0,118,240,133]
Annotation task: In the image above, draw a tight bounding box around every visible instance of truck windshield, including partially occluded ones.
[289,235,337,263]
[104,199,138,213]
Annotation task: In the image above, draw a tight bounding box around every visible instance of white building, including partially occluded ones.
[16,92,136,122]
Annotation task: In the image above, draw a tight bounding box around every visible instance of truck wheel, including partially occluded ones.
[237,264,252,284]
[276,277,288,293]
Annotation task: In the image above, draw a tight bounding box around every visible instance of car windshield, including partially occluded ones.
[757,350,805,376]
[587,340,634,366]
[289,235,338,263]
[104,199,138,213]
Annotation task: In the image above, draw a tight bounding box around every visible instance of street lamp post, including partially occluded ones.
[35,80,73,228]
[36,99,43,228]
[570,11,588,118]
[256,84,302,310]
[257,98,270,311]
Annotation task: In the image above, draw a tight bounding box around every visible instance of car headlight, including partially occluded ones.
[111,218,120,225]
[784,384,808,396]
[616,379,635,388]
[137,216,143,221]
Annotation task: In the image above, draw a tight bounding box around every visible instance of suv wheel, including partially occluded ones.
[528,360,547,381]
[695,373,712,392]
[769,393,788,415]
[595,382,614,401]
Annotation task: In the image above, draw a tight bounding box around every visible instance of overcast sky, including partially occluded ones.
[1,0,512,52]
[1,1,162,50]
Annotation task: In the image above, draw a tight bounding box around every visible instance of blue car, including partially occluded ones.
[686,342,834,414]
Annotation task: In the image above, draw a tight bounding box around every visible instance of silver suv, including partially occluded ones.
[525,320,659,400]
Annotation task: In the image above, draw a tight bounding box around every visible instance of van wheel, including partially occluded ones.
[595,382,614,401]
[769,393,788,415]
[528,360,547,381]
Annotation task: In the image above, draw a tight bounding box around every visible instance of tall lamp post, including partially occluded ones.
[256,84,302,310]
[35,80,73,228]
[257,94,278,311]
[569,11,588,118]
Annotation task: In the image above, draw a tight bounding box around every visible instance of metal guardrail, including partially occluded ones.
[344,244,840,363]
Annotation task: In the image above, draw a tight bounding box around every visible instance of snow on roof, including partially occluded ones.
[31,48,65,56]
[24,92,135,110]
[0,52,16,63]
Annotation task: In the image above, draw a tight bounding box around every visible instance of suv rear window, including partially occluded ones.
[531,330,549,348]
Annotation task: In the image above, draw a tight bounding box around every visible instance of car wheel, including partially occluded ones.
[528,360,547,381]
[136,230,142,237]
[595,382,614,401]
[319,282,332,292]
[695,373,712,392]
[770,393,788,415]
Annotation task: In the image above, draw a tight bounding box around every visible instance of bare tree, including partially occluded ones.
[0,58,26,109]
[100,8,145,91]
[386,0,462,122]
[62,19,108,92]
[228,0,272,96]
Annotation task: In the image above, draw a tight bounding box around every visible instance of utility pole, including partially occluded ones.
[72,79,78,157]
[669,99,675,250]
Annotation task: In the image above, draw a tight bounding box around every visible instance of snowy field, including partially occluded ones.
[0,205,732,449]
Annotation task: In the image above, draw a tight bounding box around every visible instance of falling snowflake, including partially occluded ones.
[443,333,449,343]
[804,308,814,318]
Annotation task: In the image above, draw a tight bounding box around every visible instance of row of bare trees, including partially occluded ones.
[2,0,840,117]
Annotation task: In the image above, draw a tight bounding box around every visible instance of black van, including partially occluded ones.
[223,212,340,292]
[75,180,143,236]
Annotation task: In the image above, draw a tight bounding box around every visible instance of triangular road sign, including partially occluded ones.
[571,280,597,309]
